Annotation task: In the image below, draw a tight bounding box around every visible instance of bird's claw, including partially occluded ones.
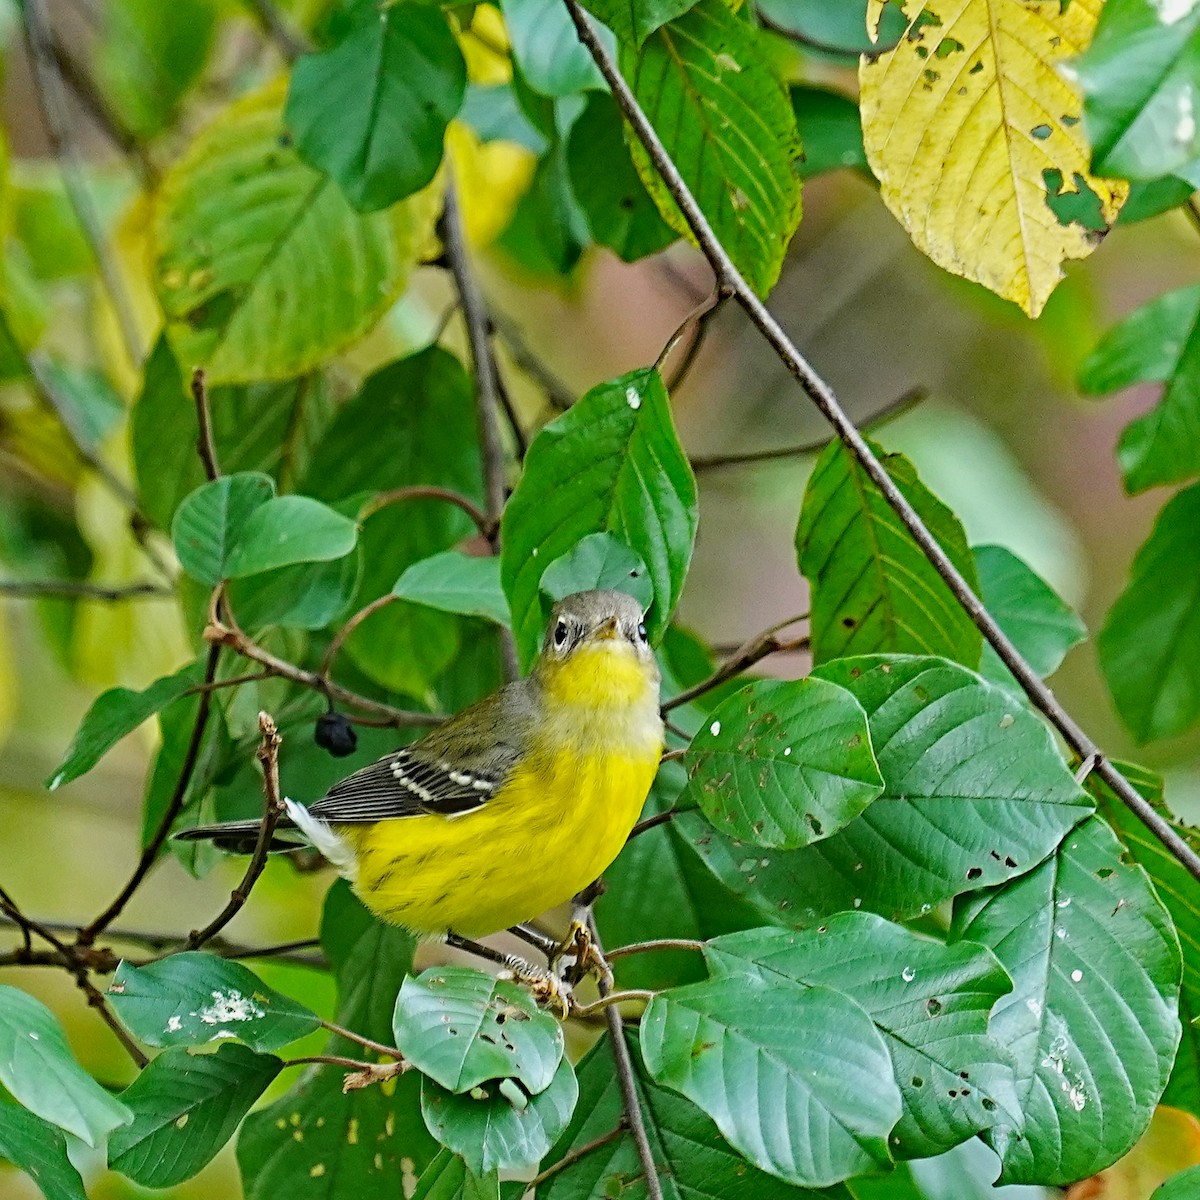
[550,919,614,990]
[500,959,572,1018]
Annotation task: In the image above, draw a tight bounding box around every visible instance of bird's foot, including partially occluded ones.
[500,956,572,1018]
[550,919,614,991]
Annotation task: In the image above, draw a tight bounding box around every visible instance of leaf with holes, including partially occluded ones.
[46,660,201,790]
[1099,482,1200,743]
[0,1103,88,1200]
[623,0,803,297]
[860,0,1126,317]
[420,1055,578,1175]
[640,975,901,1187]
[540,1031,854,1199]
[286,5,465,210]
[237,882,439,1199]
[796,440,981,667]
[1079,283,1200,493]
[0,985,132,1147]
[393,967,563,1095]
[1070,0,1200,184]
[682,677,883,850]
[500,368,696,666]
[154,79,439,383]
[108,953,320,1052]
[974,544,1086,683]
[686,656,1091,926]
[952,815,1182,1185]
[109,1044,281,1187]
[705,915,1017,1161]
[171,471,275,586]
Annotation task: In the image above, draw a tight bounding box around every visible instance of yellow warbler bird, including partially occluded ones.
[179,590,663,943]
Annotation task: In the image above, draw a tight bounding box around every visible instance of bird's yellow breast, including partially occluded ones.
[340,639,663,937]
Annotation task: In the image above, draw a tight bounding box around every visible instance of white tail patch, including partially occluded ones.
[284,798,357,879]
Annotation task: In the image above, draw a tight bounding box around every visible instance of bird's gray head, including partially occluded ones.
[541,589,654,663]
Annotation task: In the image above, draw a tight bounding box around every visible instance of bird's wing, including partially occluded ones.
[305,680,536,822]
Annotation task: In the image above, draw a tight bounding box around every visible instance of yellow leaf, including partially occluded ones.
[447,122,536,248]
[1065,1106,1200,1200]
[461,4,512,84]
[860,0,1128,318]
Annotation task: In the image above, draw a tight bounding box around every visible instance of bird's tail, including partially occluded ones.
[174,814,303,854]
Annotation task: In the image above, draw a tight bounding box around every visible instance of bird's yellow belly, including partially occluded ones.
[338,746,659,937]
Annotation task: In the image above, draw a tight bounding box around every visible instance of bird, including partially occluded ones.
[178,589,663,957]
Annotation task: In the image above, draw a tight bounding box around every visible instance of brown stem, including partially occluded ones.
[239,0,312,60]
[627,810,677,842]
[524,1121,630,1191]
[569,989,656,1017]
[191,369,221,481]
[0,579,171,601]
[654,288,724,375]
[606,939,705,961]
[318,1019,406,1060]
[491,311,576,413]
[186,713,285,949]
[318,594,401,680]
[358,485,492,535]
[79,643,221,945]
[562,0,1200,886]
[76,973,148,1068]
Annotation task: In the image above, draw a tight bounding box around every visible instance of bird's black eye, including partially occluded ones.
[637,621,648,642]
[553,619,569,647]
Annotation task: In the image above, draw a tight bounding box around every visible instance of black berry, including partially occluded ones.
[315,712,357,757]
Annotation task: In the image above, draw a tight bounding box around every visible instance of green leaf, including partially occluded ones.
[705,915,1017,1161]
[497,137,590,276]
[155,79,438,384]
[420,1055,578,1175]
[581,0,698,48]
[1119,174,1198,223]
[238,883,438,1199]
[501,0,607,95]
[687,655,1091,925]
[797,440,982,667]
[1098,482,1200,743]
[540,1032,851,1200]
[539,531,654,610]
[287,7,466,211]
[640,976,900,1188]
[0,1102,88,1200]
[1070,0,1200,182]
[223,495,358,578]
[952,815,1182,1186]
[1087,763,1200,1120]
[755,0,904,56]
[974,544,1086,681]
[624,0,803,297]
[108,953,321,1052]
[410,1150,502,1200]
[171,472,276,586]
[46,661,201,790]
[393,966,564,1095]
[682,677,883,850]
[1078,284,1200,395]
[227,549,362,632]
[0,985,132,1147]
[109,1044,281,1188]
[1078,284,1200,492]
[501,368,696,665]
[791,86,868,178]
[1157,1165,1200,1199]
[566,93,676,262]
[392,552,511,628]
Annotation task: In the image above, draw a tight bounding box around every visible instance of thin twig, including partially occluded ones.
[191,369,221,481]
[524,1121,630,1191]
[654,289,723,375]
[317,594,400,680]
[666,299,725,392]
[319,1019,405,1060]
[23,0,145,367]
[563,0,1200,889]
[586,915,664,1200]
[239,0,312,60]
[76,973,148,1068]
[627,810,676,842]
[606,939,705,961]
[690,386,928,471]
[186,714,285,949]
[662,614,809,713]
[442,175,520,681]
[0,578,171,601]
[358,485,491,535]
[569,989,655,1017]
[492,311,576,412]
[78,643,221,945]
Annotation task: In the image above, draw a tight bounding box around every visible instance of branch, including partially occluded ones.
[524,1121,630,1192]
[562,0,1200,889]
[186,712,285,950]
[0,579,171,601]
[662,613,808,713]
[23,0,145,367]
[441,174,521,681]
[690,386,928,472]
[79,643,221,945]
[191,369,221,481]
[491,310,577,413]
[586,915,664,1200]
[357,485,491,535]
[606,939,705,961]
[239,0,313,61]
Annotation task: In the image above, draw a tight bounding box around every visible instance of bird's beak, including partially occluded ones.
[593,616,619,640]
